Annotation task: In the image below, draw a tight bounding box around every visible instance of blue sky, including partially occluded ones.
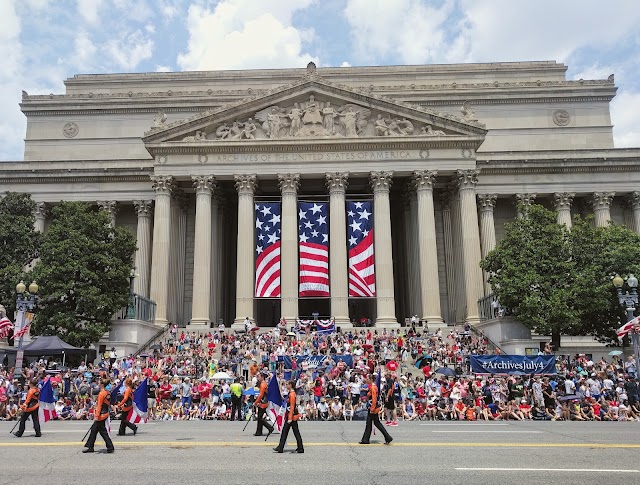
[1,0,640,160]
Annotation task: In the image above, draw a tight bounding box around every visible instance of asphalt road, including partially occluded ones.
[0,419,639,485]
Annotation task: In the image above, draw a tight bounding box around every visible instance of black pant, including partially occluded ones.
[361,411,392,443]
[85,419,114,451]
[275,420,303,451]
[16,409,40,436]
[231,397,242,421]
[255,406,273,435]
[118,410,137,435]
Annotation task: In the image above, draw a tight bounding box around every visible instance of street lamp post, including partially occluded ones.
[613,274,640,377]
[14,280,39,379]
[126,269,137,320]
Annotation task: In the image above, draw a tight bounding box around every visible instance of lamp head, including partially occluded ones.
[627,274,638,289]
[15,281,26,294]
[28,281,38,294]
[612,274,624,288]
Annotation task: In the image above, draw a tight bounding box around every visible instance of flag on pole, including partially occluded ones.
[617,316,640,338]
[111,378,126,405]
[266,373,287,433]
[38,377,57,423]
[255,202,282,298]
[0,316,13,339]
[347,200,375,297]
[127,378,149,424]
[13,323,30,339]
[298,201,330,297]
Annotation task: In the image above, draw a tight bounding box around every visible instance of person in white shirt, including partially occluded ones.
[565,378,576,395]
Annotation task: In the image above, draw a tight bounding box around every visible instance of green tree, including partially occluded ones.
[32,202,136,347]
[481,204,640,348]
[0,193,40,317]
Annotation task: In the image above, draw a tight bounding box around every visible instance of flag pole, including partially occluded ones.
[242,407,253,432]
[9,419,20,434]
[81,425,91,443]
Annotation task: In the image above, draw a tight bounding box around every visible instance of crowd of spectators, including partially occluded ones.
[0,324,638,424]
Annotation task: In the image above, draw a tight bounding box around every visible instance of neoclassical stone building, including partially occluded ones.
[2,61,639,352]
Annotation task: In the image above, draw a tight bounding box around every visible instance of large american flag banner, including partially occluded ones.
[0,317,14,339]
[347,200,376,297]
[298,201,330,297]
[255,202,282,298]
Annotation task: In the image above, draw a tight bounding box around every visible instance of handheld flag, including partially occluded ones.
[266,373,287,433]
[111,378,126,404]
[38,377,57,423]
[617,316,640,338]
[127,378,149,424]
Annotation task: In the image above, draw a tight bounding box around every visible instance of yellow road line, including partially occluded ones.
[0,441,639,448]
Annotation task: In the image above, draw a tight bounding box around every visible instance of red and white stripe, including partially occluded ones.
[38,402,57,423]
[127,404,148,424]
[0,317,13,339]
[617,316,640,337]
[255,242,281,298]
[349,231,376,297]
[299,242,329,296]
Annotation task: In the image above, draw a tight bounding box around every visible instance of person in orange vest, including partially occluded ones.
[83,378,115,453]
[117,378,138,436]
[273,380,304,453]
[254,371,274,437]
[14,379,41,437]
[359,374,393,445]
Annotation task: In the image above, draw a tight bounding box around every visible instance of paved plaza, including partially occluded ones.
[0,420,638,484]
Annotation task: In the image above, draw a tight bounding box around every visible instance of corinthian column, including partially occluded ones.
[408,186,422,318]
[133,200,153,298]
[554,192,575,228]
[477,194,497,296]
[190,175,216,327]
[413,170,443,324]
[97,200,117,227]
[515,193,536,219]
[149,176,173,325]
[457,170,483,324]
[233,174,257,327]
[626,192,640,234]
[591,192,615,227]
[326,172,349,326]
[440,189,456,324]
[279,173,300,323]
[370,171,398,327]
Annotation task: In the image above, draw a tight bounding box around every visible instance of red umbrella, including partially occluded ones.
[386,360,399,371]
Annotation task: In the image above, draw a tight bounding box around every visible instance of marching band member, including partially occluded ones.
[14,379,41,437]
[359,374,393,445]
[117,378,138,436]
[273,380,304,453]
[83,378,115,453]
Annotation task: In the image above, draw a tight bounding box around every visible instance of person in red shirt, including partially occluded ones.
[159,378,172,402]
[198,380,212,405]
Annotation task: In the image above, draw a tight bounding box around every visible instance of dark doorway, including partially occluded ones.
[298,298,331,319]
[349,298,376,326]
[255,299,280,327]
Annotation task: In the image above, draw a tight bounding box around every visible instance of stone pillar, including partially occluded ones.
[34,202,47,233]
[370,171,398,327]
[209,192,220,325]
[477,194,497,296]
[133,200,153,298]
[628,192,640,234]
[190,175,216,327]
[401,191,415,319]
[233,174,257,327]
[554,192,575,228]
[408,187,422,319]
[440,190,456,324]
[413,170,443,324]
[149,176,173,325]
[515,193,536,219]
[97,200,117,227]
[591,192,615,228]
[216,196,225,323]
[326,172,350,326]
[457,170,483,325]
[279,173,300,323]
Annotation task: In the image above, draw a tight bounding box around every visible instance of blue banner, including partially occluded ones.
[283,354,354,370]
[470,355,556,375]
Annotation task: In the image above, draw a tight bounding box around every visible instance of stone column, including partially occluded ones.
[209,192,220,325]
[440,190,456,324]
[279,173,300,323]
[408,187,422,319]
[34,202,47,233]
[401,191,415,319]
[168,192,187,325]
[326,172,350,326]
[190,175,216,327]
[370,171,398,327]
[133,200,153,298]
[457,170,483,325]
[477,194,497,296]
[216,196,225,323]
[591,192,615,228]
[233,174,257,327]
[97,200,117,227]
[628,192,640,234]
[515,193,536,219]
[413,170,443,324]
[554,192,575,228]
[149,176,173,325]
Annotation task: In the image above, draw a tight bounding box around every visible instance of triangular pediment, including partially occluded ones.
[143,63,486,145]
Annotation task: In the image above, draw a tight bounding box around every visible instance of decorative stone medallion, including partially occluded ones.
[461,148,474,159]
[62,122,79,138]
[552,109,571,126]
[198,154,208,164]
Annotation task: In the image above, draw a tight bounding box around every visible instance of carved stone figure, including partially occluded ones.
[153,109,167,128]
[215,123,231,139]
[288,103,303,136]
[268,108,286,139]
[182,130,207,141]
[398,118,414,135]
[254,106,290,138]
[339,107,358,137]
[242,118,256,139]
[302,95,323,126]
[420,125,446,136]
[322,102,337,135]
[374,114,390,136]
[460,101,478,121]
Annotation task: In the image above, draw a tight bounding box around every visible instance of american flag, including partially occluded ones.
[0,317,13,339]
[617,315,640,337]
[38,377,57,423]
[298,201,330,297]
[255,202,282,298]
[347,200,376,297]
[13,323,30,339]
[127,378,149,424]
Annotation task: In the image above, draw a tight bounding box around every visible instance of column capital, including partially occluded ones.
[151,175,174,194]
[34,202,48,220]
[413,170,437,192]
[326,172,349,194]
[477,194,498,212]
[97,200,117,214]
[455,169,478,191]
[590,192,615,210]
[192,175,216,195]
[133,200,154,217]
[628,191,640,210]
[554,192,575,211]
[370,171,393,193]
[234,174,257,195]
[277,173,300,195]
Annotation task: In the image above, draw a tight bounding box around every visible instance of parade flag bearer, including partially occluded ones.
[254,372,274,437]
[84,379,115,453]
[273,380,304,453]
[117,378,138,436]
[359,373,393,445]
[14,379,41,437]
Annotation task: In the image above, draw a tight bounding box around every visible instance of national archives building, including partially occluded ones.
[2,61,639,350]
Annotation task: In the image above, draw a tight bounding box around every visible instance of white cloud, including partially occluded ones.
[177,0,318,71]
[340,61,351,67]
[155,65,171,72]
[105,30,154,70]
[24,0,51,10]
[77,0,104,25]
[612,92,640,148]
[159,0,181,21]
[72,31,98,68]
[145,23,156,34]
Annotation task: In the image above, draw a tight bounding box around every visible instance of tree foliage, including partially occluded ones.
[31,202,136,347]
[480,204,640,347]
[0,193,40,317]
